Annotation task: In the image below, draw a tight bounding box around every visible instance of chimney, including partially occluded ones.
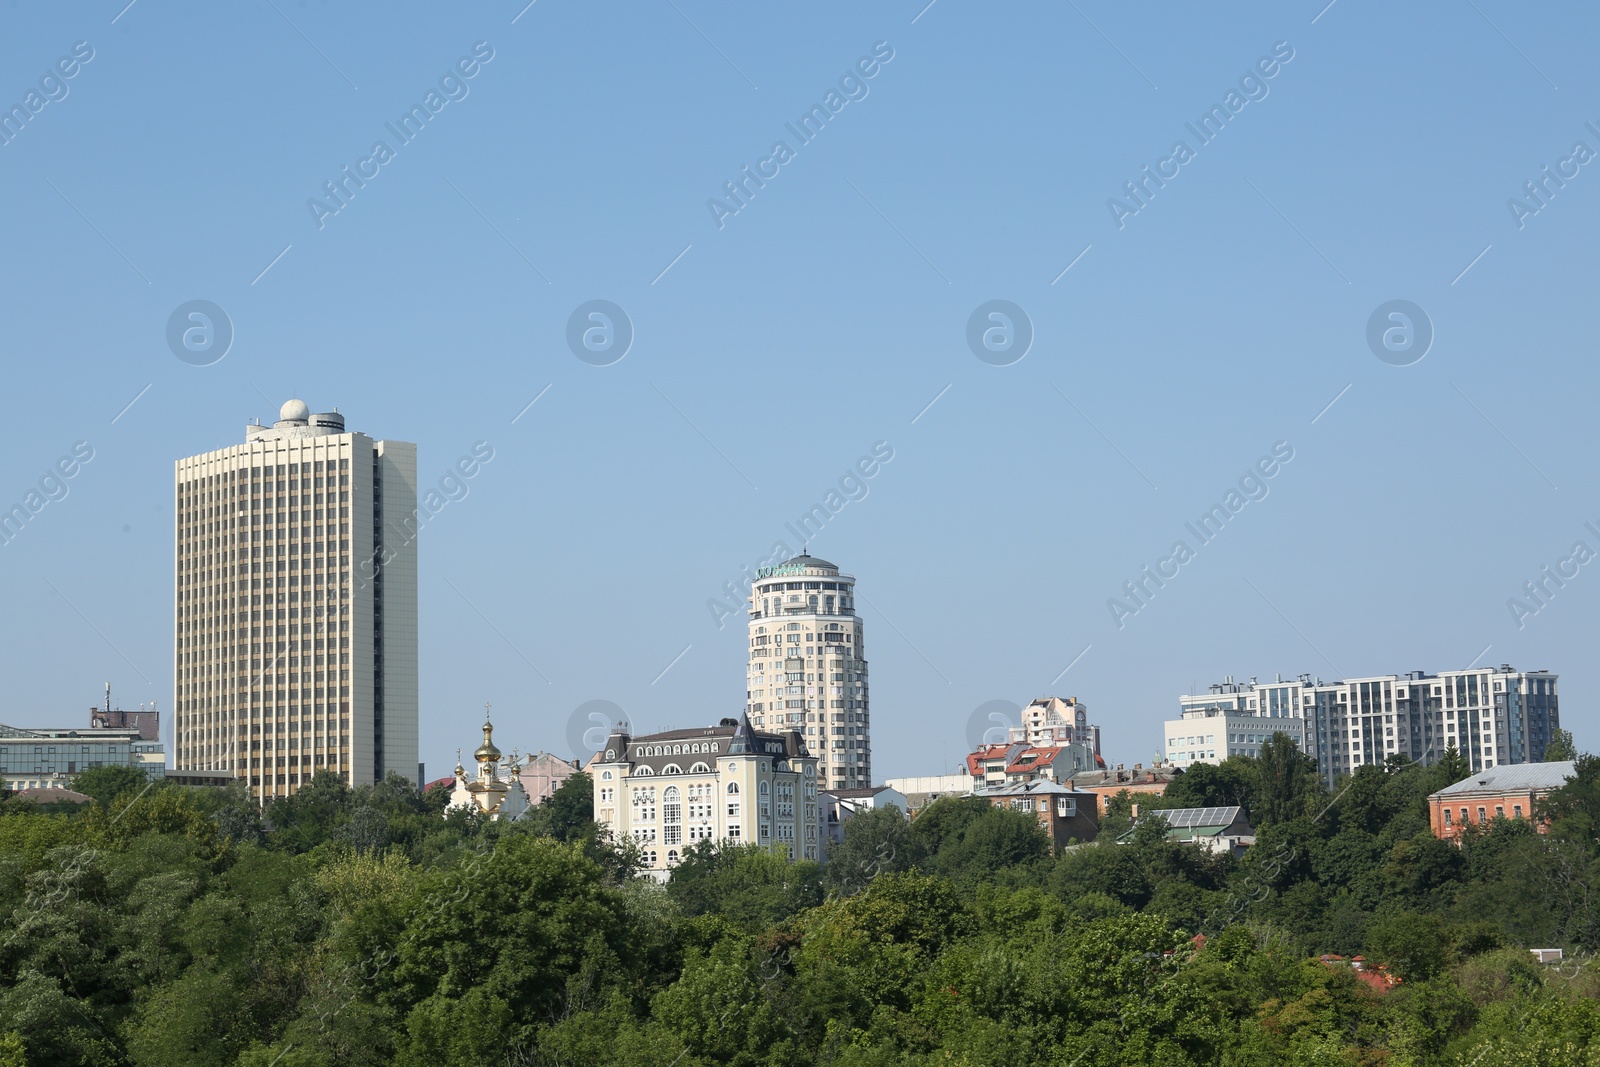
[1131,803,1141,818]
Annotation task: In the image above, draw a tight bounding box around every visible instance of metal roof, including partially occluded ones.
[1433,761,1578,797]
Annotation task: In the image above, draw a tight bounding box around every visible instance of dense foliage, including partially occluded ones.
[0,747,1597,1066]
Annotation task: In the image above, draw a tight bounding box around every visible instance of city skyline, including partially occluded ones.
[0,4,1596,787]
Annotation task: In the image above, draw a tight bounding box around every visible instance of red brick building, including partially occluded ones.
[1427,760,1576,842]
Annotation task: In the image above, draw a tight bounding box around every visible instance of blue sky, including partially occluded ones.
[2,1,1597,780]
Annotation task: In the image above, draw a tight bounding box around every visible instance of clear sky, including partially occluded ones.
[2,1,1596,780]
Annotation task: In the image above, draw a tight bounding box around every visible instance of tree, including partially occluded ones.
[665,840,823,927]
[1538,754,1600,850]
[1366,912,1451,981]
[1255,732,1321,826]
[904,795,990,857]
[70,764,151,809]
[386,836,640,1058]
[265,770,352,853]
[1162,758,1256,813]
[526,771,593,843]
[926,803,1051,888]
[1545,728,1578,761]
[823,803,921,897]
[1428,743,1471,792]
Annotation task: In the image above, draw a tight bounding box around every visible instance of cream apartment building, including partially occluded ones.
[591,714,822,880]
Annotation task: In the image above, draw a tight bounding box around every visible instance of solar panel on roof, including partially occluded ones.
[1154,806,1239,828]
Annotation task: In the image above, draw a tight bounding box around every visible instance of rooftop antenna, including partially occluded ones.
[105,681,111,716]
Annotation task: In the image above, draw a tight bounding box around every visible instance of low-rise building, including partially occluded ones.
[1427,760,1577,842]
[1121,805,1255,856]
[1,693,166,792]
[592,714,822,881]
[821,784,907,844]
[975,780,1101,849]
[884,773,971,814]
[518,751,581,805]
[1062,764,1179,815]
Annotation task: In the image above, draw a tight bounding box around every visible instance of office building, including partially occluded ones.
[1163,704,1308,770]
[1169,666,1560,788]
[174,398,418,801]
[591,715,821,880]
[744,554,870,789]
[0,688,165,791]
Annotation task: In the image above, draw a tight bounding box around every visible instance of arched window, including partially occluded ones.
[727,782,740,794]
[663,786,682,846]
[689,762,710,774]
[710,743,719,752]
[601,771,612,780]
[605,749,615,760]
[759,781,769,795]
[634,766,654,776]
[667,850,679,865]
[662,764,682,775]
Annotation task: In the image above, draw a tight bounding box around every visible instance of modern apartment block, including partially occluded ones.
[745,554,870,789]
[592,715,822,880]
[174,399,418,801]
[1169,666,1560,788]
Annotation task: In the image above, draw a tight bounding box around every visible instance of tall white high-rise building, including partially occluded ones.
[1167,666,1560,788]
[174,399,418,801]
[745,554,870,789]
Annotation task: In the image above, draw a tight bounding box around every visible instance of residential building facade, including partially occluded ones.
[1172,666,1560,788]
[821,784,908,845]
[1062,764,1178,815]
[1427,760,1577,842]
[174,399,418,801]
[745,554,870,789]
[518,751,581,805]
[1009,696,1101,756]
[592,715,822,880]
[975,780,1101,849]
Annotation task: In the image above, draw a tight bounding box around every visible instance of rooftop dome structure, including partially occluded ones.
[279,398,310,423]
[475,716,502,763]
[783,553,837,572]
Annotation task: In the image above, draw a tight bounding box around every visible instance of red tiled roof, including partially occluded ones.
[965,744,1012,776]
